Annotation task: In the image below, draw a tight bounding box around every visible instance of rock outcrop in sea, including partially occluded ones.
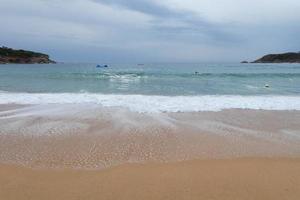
[0,46,56,64]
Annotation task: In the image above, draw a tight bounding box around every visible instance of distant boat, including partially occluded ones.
[96,64,108,68]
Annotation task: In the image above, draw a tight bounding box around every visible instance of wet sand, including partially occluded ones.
[0,104,300,199]
[1,158,300,200]
[1,104,300,169]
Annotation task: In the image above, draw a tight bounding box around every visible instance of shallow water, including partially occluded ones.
[1,63,300,95]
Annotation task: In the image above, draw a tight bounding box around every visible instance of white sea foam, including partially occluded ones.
[1,92,300,113]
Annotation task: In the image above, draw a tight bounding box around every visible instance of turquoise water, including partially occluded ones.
[1,63,300,95]
[1,63,300,112]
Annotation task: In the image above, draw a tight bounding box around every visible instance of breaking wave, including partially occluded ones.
[1,92,300,113]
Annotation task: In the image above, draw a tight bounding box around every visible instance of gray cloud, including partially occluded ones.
[92,0,179,17]
[93,0,240,46]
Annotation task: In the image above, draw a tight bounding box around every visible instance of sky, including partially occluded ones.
[0,0,300,63]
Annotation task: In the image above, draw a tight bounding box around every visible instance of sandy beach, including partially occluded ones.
[0,104,300,199]
[1,158,300,200]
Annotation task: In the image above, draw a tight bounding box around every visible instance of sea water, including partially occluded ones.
[0,63,300,112]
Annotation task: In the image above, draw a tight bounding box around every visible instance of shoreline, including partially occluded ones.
[1,94,300,113]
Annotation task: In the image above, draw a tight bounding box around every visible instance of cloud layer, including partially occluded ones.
[1,0,299,62]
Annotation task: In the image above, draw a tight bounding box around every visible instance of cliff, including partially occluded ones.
[252,52,300,63]
[0,47,56,64]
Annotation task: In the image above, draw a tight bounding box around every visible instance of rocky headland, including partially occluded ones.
[0,46,56,64]
[252,52,300,63]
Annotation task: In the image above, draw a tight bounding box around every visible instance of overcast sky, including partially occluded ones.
[1,0,300,63]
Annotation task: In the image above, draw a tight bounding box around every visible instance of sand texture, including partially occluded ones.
[1,104,300,199]
[1,158,300,200]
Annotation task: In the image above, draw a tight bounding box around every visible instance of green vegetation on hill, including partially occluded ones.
[0,46,55,64]
[0,47,48,58]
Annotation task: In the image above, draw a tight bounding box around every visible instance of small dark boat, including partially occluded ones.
[96,64,108,68]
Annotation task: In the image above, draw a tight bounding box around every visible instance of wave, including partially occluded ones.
[8,72,300,80]
[1,93,300,113]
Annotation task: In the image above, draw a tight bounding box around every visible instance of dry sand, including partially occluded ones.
[1,158,300,200]
[1,104,300,199]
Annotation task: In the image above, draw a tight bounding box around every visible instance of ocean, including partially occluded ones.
[1,63,300,112]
